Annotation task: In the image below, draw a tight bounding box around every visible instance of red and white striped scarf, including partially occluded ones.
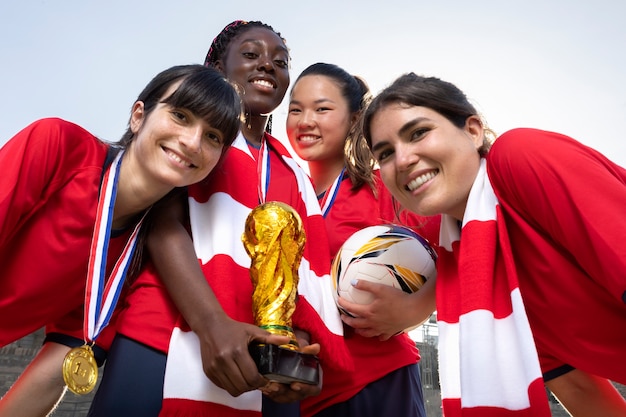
[159,133,349,416]
[436,159,551,417]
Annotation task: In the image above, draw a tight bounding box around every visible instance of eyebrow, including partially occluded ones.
[240,38,289,55]
[370,140,387,153]
[370,116,428,153]
[289,97,336,106]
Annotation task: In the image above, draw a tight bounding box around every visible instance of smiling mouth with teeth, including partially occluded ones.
[165,148,194,168]
[252,79,274,89]
[406,170,438,191]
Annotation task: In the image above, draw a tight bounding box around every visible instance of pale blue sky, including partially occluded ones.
[1,0,625,165]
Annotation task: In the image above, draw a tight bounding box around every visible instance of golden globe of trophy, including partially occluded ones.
[242,201,319,385]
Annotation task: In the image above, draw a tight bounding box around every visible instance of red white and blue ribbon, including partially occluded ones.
[319,167,345,218]
[256,139,271,204]
[83,151,147,343]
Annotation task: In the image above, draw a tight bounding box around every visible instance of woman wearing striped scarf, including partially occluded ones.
[358,72,626,417]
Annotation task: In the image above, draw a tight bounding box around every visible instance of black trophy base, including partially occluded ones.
[249,343,319,385]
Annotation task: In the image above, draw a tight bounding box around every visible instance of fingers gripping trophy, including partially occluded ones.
[242,201,320,385]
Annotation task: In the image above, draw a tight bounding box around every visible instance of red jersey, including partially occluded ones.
[146,132,347,416]
[116,133,339,356]
[486,128,626,383]
[0,118,126,347]
[301,171,440,417]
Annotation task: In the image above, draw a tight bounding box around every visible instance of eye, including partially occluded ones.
[411,127,430,142]
[274,59,288,68]
[171,110,187,122]
[374,147,393,163]
[205,130,224,146]
[273,51,289,69]
[243,51,259,60]
[288,106,302,115]
[316,106,331,113]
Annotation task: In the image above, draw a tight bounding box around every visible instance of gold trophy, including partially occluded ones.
[242,201,319,385]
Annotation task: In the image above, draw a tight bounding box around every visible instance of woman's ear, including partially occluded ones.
[465,115,485,149]
[213,60,225,74]
[348,110,362,136]
[130,101,145,134]
[350,110,361,128]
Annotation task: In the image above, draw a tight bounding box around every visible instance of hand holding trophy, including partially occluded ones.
[242,201,320,385]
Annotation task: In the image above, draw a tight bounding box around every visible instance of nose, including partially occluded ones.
[395,142,418,171]
[257,53,274,72]
[298,109,315,128]
[180,125,203,153]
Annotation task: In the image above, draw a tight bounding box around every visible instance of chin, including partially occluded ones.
[400,197,429,217]
[248,99,280,116]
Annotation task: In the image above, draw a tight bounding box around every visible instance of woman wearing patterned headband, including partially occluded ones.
[88,20,348,417]
[359,72,626,416]
[0,64,241,417]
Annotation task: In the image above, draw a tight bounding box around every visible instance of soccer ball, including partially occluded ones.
[331,224,437,321]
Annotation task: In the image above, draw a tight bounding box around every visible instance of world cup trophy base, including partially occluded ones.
[249,343,319,385]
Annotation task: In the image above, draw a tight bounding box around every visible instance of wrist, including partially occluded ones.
[186,306,229,335]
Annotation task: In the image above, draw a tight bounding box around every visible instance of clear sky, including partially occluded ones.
[1,0,625,166]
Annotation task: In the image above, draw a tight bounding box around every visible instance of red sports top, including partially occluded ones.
[486,128,626,382]
[301,171,440,417]
[0,118,127,348]
[116,133,340,357]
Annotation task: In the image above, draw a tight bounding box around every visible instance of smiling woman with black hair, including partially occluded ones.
[0,64,241,417]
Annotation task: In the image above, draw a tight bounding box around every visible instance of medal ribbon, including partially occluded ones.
[256,138,271,204]
[83,151,147,342]
[320,167,345,218]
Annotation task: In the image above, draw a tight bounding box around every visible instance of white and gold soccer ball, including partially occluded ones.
[331,224,437,319]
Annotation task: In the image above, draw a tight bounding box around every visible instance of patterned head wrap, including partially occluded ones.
[204,20,249,67]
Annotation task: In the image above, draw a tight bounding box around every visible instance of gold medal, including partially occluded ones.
[62,345,98,395]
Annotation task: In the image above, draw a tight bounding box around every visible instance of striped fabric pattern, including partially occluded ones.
[159,133,347,416]
[436,159,551,416]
